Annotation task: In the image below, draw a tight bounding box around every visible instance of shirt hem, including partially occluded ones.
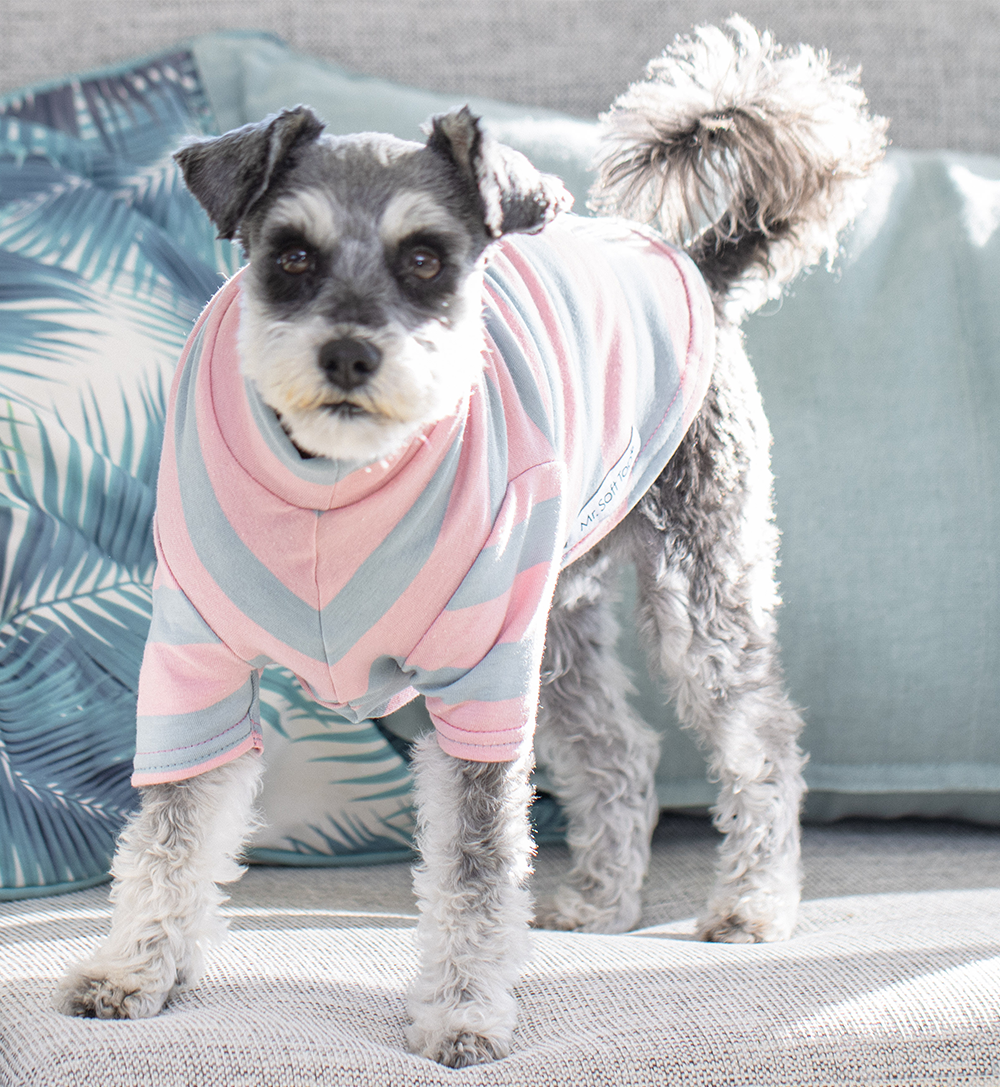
[131,729,263,786]
[435,733,524,762]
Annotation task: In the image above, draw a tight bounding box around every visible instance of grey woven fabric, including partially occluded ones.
[0,0,997,154]
[2,818,999,1085]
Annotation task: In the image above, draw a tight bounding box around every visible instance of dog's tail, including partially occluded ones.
[590,17,888,320]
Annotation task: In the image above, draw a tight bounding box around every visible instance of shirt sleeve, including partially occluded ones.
[132,561,262,785]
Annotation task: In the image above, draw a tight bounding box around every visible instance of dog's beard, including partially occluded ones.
[238,299,486,464]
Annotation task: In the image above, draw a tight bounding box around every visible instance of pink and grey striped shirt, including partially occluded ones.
[132,216,714,786]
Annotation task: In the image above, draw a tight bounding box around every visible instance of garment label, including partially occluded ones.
[567,427,641,550]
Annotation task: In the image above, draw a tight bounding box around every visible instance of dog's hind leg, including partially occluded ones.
[406,733,534,1067]
[56,751,263,1018]
[627,336,807,944]
[533,551,661,933]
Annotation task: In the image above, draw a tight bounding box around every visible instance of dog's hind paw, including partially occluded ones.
[55,962,174,1020]
[534,886,641,934]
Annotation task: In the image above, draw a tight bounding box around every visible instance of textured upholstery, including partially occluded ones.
[3,818,998,1085]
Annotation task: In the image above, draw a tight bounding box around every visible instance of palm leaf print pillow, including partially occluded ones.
[0,46,415,900]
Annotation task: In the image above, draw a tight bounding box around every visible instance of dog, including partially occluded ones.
[57,19,886,1068]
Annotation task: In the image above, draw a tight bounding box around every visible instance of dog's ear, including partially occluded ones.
[426,107,572,238]
[174,106,326,240]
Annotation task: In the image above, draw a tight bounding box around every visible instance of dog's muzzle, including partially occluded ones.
[319,338,383,392]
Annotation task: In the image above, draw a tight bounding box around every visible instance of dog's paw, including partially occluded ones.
[408,1026,510,1068]
[697,893,797,944]
[55,962,174,1020]
[534,886,640,934]
[698,914,770,944]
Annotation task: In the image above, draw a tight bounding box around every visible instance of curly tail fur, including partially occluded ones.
[590,16,888,319]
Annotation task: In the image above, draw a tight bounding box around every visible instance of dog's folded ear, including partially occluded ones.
[175,106,326,241]
[427,107,572,238]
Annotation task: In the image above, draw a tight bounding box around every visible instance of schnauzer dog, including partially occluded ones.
[58,19,886,1068]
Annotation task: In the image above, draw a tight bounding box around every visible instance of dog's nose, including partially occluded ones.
[319,338,382,391]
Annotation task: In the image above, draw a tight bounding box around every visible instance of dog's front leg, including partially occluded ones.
[406,733,534,1067]
[56,752,262,1019]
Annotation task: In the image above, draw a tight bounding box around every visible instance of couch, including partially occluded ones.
[0,3,997,1084]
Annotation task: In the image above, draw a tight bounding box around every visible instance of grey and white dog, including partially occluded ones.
[58,20,886,1068]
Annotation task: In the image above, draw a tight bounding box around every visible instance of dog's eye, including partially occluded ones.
[277,248,313,275]
[407,249,442,280]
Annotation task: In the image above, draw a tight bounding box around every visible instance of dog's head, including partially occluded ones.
[175,106,571,462]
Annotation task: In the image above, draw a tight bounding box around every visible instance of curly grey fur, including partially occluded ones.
[406,734,534,1067]
[623,327,806,941]
[591,16,888,319]
[534,552,661,934]
[55,754,263,1019]
[537,16,885,947]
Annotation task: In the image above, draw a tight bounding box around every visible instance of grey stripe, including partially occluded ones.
[147,584,221,646]
[445,492,562,612]
[414,637,536,705]
[347,655,417,720]
[480,368,512,517]
[483,286,555,445]
[611,244,692,513]
[626,412,687,514]
[244,375,373,485]
[135,679,257,770]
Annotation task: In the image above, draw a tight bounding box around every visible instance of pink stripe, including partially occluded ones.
[428,696,528,738]
[487,562,552,648]
[136,639,251,716]
[435,736,523,762]
[406,597,510,672]
[405,563,549,673]
[429,698,531,762]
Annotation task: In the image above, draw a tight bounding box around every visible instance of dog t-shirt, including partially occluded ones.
[132,216,714,785]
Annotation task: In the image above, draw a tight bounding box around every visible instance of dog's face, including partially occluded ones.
[175,107,570,462]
